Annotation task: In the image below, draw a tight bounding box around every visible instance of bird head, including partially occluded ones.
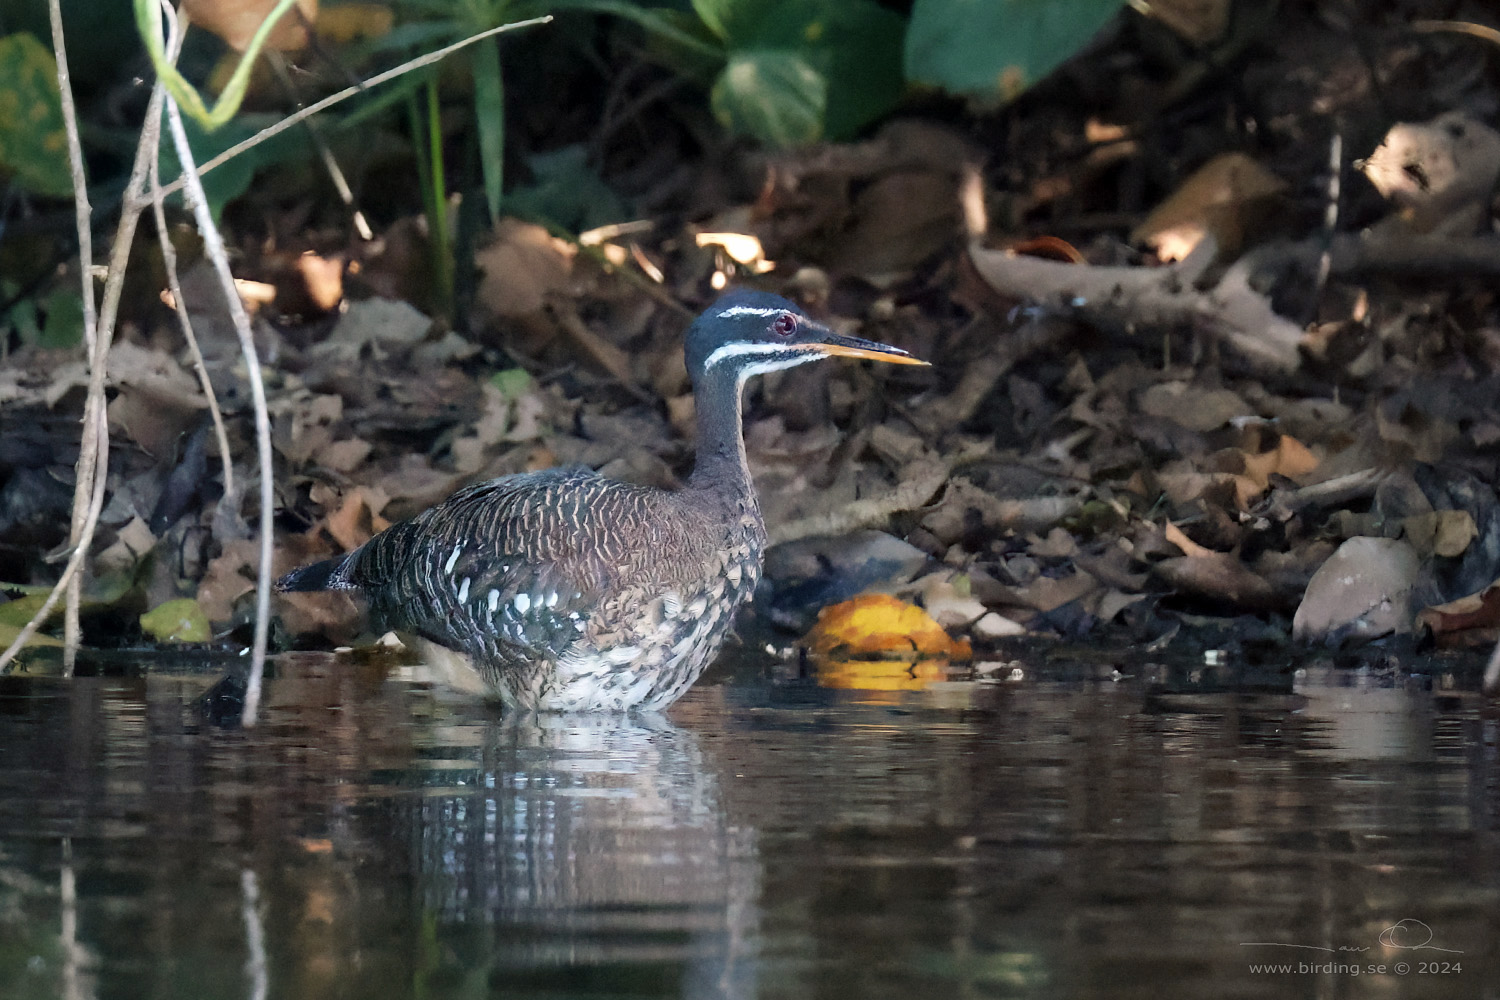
[684,290,928,385]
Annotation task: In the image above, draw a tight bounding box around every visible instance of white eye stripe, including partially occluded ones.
[716,305,783,319]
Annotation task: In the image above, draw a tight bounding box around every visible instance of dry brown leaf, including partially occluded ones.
[296,251,344,312]
[95,517,158,576]
[1157,467,1259,509]
[1131,153,1286,261]
[1142,0,1231,44]
[1360,112,1500,235]
[1415,580,1500,637]
[921,576,988,628]
[314,438,373,474]
[1091,588,1148,623]
[1138,381,1253,431]
[312,298,432,362]
[1027,527,1079,559]
[372,455,466,515]
[1007,570,1099,613]
[823,170,961,279]
[196,539,261,623]
[322,487,390,553]
[474,219,576,319]
[1153,554,1279,610]
[316,2,391,42]
[182,0,316,51]
[1163,520,1215,558]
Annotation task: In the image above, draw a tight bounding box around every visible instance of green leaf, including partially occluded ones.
[691,0,734,39]
[0,623,63,650]
[905,0,1126,103]
[0,32,72,198]
[132,0,300,130]
[139,599,211,643]
[3,280,41,344]
[711,49,825,146]
[0,592,56,629]
[719,0,905,141]
[471,40,505,228]
[39,288,83,349]
[506,145,630,232]
[489,367,534,399]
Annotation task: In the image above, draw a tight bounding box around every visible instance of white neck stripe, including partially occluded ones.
[703,341,815,369]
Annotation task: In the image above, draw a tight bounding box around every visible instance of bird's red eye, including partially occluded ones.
[772,312,797,337]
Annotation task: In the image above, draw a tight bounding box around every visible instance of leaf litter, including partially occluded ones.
[3,0,1500,692]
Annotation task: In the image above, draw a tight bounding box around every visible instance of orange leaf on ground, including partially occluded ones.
[803,594,972,660]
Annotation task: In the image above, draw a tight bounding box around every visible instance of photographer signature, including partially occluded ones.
[1240,918,1462,954]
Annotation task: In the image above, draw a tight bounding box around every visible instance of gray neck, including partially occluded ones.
[687,366,755,501]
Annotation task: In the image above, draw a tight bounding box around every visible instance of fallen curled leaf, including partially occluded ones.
[196,540,261,623]
[1153,553,1280,611]
[474,219,576,319]
[1131,152,1286,261]
[1164,520,1216,558]
[1415,580,1500,637]
[1360,112,1500,235]
[182,0,317,52]
[803,594,972,661]
[1138,381,1252,431]
[321,486,391,553]
[1239,434,1320,487]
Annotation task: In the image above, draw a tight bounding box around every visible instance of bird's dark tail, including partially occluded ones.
[275,554,357,593]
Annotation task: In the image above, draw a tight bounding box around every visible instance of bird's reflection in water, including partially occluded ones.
[408,707,758,999]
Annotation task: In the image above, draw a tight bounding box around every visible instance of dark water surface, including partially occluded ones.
[1,653,1497,999]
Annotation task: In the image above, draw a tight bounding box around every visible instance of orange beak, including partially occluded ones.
[809,332,930,366]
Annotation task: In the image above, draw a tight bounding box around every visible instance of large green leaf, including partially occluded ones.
[691,0,734,40]
[905,0,1126,103]
[711,49,826,146]
[0,32,71,198]
[708,0,906,142]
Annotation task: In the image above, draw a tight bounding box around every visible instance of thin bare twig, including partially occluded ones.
[49,0,99,667]
[154,16,552,201]
[149,153,236,500]
[47,2,97,356]
[265,50,374,241]
[159,1,274,726]
[0,7,177,673]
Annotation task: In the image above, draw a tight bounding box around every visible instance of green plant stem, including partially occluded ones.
[425,74,453,308]
[135,0,299,129]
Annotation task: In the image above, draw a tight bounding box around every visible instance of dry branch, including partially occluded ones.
[967,237,1306,373]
